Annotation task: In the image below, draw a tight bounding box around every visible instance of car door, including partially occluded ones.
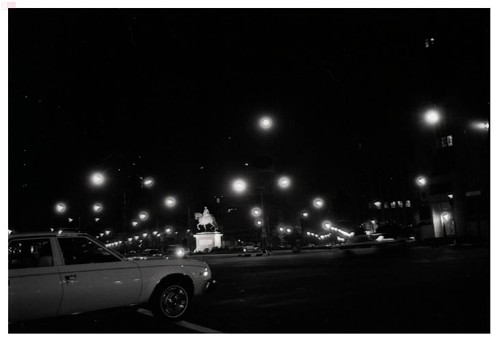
[8,237,63,323]
[56,236,142,315]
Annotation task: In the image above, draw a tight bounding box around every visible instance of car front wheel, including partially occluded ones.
[151,282,191,321]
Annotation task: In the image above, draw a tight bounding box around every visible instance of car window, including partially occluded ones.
[9,238,54,269]
[58,237,121,265]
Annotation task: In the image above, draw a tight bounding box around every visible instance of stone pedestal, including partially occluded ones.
[194,232,223,252]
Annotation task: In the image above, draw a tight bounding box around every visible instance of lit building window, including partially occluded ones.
[405,200,411,208]
[397,201,403,208]
[390,201,396,209]
[425,37,436,48]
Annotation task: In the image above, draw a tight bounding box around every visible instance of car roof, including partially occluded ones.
[9,230,91,239]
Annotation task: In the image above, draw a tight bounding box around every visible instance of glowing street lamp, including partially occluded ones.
[277,176,291,189]
[251,207,262,217]
[322,220,332,230]
[313,198,324,209]
[416,176,427,187]
[92,203,103,213]
[138,211,149,221]
[278,226,285,233]
[255,219,263,227]
[164,196,177,208]
[55,202,67,214]
[424,109,441,126]
[259,116,274,130]
[301,211,309,218]
[131,220,138,227]
[286,228,292,234]
[232,179,247,194]
[90,172,106,187]
[142,177,154,188]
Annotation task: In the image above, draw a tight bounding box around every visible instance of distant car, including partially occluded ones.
[141,249,167,260]
[8,231,214,323]
[165,245,188,259]
[237,244,262,256]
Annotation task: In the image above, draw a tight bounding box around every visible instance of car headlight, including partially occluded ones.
[243,248,247,252]
[199,267,210,277]
[175,248,185,257]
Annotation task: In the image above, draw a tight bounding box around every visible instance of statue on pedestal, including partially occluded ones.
[194,206,219,232]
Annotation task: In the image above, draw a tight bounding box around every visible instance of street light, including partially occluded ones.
[92,203,103,213]
[55,202,67,214]
[90,172,106,187]
[251,207,262,217]
[301,211,309,218]
[131,220,138,227]
[138,211,149,221]
[322,220,332,230]
[255,219,263,227]
[424,109,440,125]
[232,179,247,194]
[277,176,291,189]
[164,196,177,208]
[142,177,154,188]
[313,197,324,209]
[416,176,427,187]
[259,116,274,130]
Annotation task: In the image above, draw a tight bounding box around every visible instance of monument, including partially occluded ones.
[193,207,223,252]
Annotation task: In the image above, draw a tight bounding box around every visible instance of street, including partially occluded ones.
[10,244,489,333]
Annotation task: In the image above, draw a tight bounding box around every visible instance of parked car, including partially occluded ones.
[8,231,215,323]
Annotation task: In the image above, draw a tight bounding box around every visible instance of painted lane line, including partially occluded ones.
[175,320,221,333]
[137,308,221,333]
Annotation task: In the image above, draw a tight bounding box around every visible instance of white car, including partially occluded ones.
[8,231,215,323]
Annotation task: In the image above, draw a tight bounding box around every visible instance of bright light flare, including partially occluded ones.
[251,207,262,217]
[143,177,154,188]
[138,211,149,221]
[416,176,427,187]
[322,220,332,230]
[259,116,274,130]
[472,121,490,132]
[92,203,103,213]
[90,172,106,187]
[313,198,324,209]
[55,202,67,214]
[278,176,291,189]
[232,179,247,194]
[164,196,177,208]
[255,219,263,227]
[424,109,440,125]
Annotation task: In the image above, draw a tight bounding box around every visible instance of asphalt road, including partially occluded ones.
[10,244,490,333]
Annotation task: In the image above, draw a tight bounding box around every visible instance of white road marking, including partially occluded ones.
[137,308,221,333]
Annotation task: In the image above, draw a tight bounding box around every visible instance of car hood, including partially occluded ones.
[131,257,208,269]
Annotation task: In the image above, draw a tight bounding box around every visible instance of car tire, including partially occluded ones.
[151,280,192,321]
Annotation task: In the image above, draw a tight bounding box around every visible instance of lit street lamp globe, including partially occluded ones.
[424,109,440,125]
[322,220,332,230]
[90,172,106,187]
[286,228,292,234]
[164,196,177,208]
[232,179,247,194]
[416,176,427,187]
[255,219,263,227]
[251,207,262,217]
[259,116,273,130]
[278,176,291,189]
[301,211,309,218]
[313,197,324,209]
[143,177,154,188]
[55,202,67,214]
[138,211,149,221]
[131,220,138,227]
[92,203,103,213]
[278,226,285,233]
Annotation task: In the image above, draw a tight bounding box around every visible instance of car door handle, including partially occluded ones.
[64,274,77,284]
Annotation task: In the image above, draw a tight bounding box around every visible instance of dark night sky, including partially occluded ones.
[8,9,490,231]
